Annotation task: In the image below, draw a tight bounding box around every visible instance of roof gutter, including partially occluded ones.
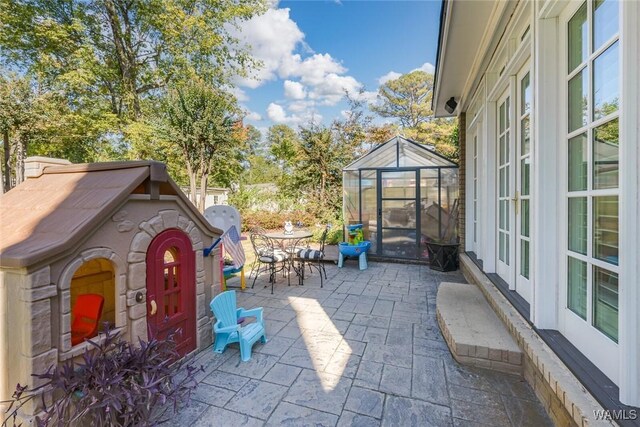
[432,0,451,113]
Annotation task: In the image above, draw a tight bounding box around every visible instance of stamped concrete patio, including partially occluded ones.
[174,261,552,427]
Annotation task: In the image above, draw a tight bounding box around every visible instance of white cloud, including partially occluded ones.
[227,85,249,102]
[417,62,435,74]
[309,73,362,106]
[283,80,306,100]
[378,71,402,85]
[266,103,288,123]
[245,111,262,121]
[288,100,314,113]
[266,102,321,126]
[234,8,366,105]
[232,8,305,88]
[377,62,436,87]
[353,90,379,105]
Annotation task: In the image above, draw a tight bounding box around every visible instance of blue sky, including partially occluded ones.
[233,0,442,135]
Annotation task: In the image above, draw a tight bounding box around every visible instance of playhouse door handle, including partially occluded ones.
[149,300,157,316]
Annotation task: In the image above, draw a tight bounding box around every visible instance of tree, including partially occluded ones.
[370,70,458,160]
[161,79,242,211]
[268,124,299,171]
[371,70,434,128]
[292,123,356,219]
[0,0,267,121]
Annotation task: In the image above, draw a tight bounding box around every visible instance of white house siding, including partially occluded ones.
[458,0,638,406]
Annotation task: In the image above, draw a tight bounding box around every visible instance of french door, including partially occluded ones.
[496,90,513,282]
[377,170,419,259]
[496,65,533,303]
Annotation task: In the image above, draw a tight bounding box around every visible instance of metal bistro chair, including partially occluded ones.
[293,226,329,288]
[250,232,287,294]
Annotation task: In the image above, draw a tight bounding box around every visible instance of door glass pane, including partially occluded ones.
[521,73,531,115]
[499,200,507,230]
[499,102,506,133]
[499,135,506,165]
[593,118,619,189]
[503,232,510,264]
[568,69,588,132]
[568,197,587,255]
[360,171,377,252]
[593,195,618,265]
[593,41,619,120]
[521,199,530,238]
[420,169,440,250]
[521,116,530,155]
[567,257,587,319]
[568,133,588,191]
[381,229,417,258]
[568,3,588,73]
[521,158,530,196]
[593,266,618,342]
[382,200,416,228]
[593,0,619,51]
[520,240,530,279]
[381,171,416,198]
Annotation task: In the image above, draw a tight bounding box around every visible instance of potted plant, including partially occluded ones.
[2,326,202,427]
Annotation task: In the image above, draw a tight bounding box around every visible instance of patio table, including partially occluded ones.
[265,230,313,283]
[265,230,313,241]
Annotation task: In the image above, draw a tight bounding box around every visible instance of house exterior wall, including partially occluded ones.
[454,0,639,407]
[0,195,222,421]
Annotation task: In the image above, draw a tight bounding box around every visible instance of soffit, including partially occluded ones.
[433,1,507,117]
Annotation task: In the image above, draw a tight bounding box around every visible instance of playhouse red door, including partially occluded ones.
[146,229,196,356]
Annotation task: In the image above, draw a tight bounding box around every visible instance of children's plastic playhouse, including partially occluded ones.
[0,157,224,421]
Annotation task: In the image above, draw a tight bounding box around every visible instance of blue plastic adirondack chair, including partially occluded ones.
[210,290,267,362]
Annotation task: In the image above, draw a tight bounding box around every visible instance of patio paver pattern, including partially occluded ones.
[174,262,552,427]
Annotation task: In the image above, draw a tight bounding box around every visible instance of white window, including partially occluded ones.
[566,0,620,342]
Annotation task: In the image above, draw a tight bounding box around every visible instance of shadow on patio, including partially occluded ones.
[174,261,553,427]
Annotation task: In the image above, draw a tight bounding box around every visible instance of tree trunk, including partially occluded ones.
[198,171,208,213]
[186,161,198,206]
[197,157,210,213]
[103,0,140,119]
[2,129,11,193]
[15,137,26,185]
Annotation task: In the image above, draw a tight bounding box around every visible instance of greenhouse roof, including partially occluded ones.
[344,136,457,171]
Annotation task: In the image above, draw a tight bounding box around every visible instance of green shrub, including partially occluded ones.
[311,226,343,245]
[242,210,318,232]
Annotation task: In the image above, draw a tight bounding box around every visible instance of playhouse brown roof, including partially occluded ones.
[0,161,221,269]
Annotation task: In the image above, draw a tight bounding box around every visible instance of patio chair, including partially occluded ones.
[71,294,105,346]
[210,290,266,362]
[250,232,287,294]
[294,226,329,288]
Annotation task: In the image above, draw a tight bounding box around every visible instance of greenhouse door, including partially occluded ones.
[377,170,419,259]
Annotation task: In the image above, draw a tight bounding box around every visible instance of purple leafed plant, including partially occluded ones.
[2,325,202,427]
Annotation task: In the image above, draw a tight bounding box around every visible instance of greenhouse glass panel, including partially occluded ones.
[343,171,359,225]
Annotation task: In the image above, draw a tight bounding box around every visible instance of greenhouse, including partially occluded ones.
[343,136,459,260]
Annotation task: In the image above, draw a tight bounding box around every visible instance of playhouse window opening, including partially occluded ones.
[163,248,182,317]
[69,258,115,345]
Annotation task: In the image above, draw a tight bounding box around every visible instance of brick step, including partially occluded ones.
[436,282,523,375]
